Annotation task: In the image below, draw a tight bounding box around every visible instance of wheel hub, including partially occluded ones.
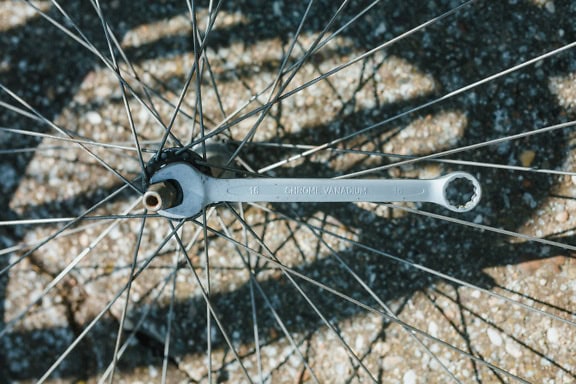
[143,147,210,213]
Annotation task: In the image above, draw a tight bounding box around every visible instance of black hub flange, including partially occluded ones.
[144,148,211,190]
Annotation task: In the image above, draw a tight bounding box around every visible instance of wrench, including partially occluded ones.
[144,162,481,219]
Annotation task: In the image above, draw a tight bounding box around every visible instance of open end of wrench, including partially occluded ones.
[437,172,482,213]
[147,163,206,219]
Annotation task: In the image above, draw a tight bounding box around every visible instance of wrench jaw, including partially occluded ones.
[148,162,207,219]
[435,172,482,213]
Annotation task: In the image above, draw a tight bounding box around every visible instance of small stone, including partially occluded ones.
[0,164,17,193]
[354,335,365,352]
[555,210,569,223]
[547,327,559,344]
[505,338,523,358]
[523,192,537,208]
[487,328,503,347]
[519,150,536,167]
[382,355,403,370]
[428,321,438,338]
[403,369,417,384]
[86,111,103,125]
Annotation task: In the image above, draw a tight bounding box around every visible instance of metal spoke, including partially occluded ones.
[168,220,254,383]
[90,0,147,175]
[0,82,141,194]
[0,185,132,275]
[258,40,576,174]
[161,241,181,384]
[108,215,147,384]
[181,0,478,154]
[1,198,142,338]
[190,215,531,383]
[37,220,187,382]
[214,211,320,383]
[225,203,379,382]
[251,203,576,328]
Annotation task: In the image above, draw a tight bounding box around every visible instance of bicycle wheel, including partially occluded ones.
[1,0,575,382]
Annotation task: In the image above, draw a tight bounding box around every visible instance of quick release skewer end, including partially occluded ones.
[143,181,178,212]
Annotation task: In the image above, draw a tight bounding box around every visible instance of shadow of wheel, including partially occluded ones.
[0,0,575,382]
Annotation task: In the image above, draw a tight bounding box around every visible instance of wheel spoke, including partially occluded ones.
[168,220,254,383]
[182,0,478,154]
[90,0,147,175]
[253,202,576,328]
[37,219,186,382]
[191,214,533,383]
[257,41,576,174]
[108,215,146,383]
[1,198,142,338]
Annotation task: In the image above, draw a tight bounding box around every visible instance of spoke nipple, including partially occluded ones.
[143,181,178,212]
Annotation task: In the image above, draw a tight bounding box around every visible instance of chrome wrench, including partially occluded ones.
[144,162,481,219]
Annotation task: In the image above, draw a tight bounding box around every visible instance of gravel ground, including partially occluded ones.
[0,0,575,383]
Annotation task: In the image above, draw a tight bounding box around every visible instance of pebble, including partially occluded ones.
[487,328,503,347]
[86,111,103,125]
[354,335,365,352]
[403,369,417,384]
[505,338,523,358]
[555,210,569,223]
[519,150,536,167]
[383,355,403,370]
[546,327,559,344]
[523,192,537,208]
[0,164,17,192]
[428,321,438,338]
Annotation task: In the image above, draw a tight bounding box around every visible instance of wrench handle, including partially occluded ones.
[149,162,481,219]
[207,172,480,213]
[208,178,438,204]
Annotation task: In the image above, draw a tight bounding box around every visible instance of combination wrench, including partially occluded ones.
[143,162,481,219]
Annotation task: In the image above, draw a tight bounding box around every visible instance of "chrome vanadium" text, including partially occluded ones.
[284,185,368,196]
